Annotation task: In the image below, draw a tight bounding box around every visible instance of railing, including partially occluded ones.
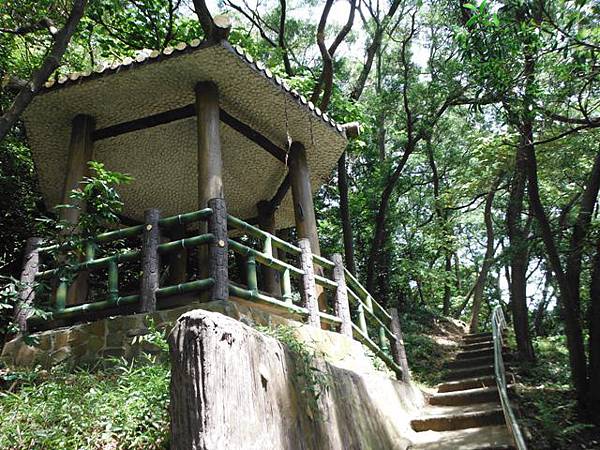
[491,306,527,450]
[30,208,215,321]
[17,203,408,379]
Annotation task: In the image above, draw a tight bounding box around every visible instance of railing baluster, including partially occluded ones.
[357,302,368,336]
[56,279,68,311]
[108,259,119,304]
[282,268,292,304]
[246,255,258,293]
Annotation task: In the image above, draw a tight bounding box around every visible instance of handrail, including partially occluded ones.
[492,306,527,450]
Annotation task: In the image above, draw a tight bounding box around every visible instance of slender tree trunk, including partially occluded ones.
[506,136,535,361]
[469,176,500,332]
[337,152,356,275]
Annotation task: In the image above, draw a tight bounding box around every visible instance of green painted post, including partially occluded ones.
[108,259,119,304]
[56,280,68,311]
[379,327,388,351]
[263,235,272,257]
[85,241,95,261]
[246,255,258,293]
[357,302,368,336]
[282,268,292,303]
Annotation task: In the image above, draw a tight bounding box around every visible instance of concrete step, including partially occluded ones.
[443,364,495,381]
[408,425,515,450]
[464,332,493,340]
[430,386,500,406]
[445,355,495,370]
[460,341,494,351]
[456,348,494,360]
[411,403,505,432]
[463,334,494,344]
[437,376,497,393]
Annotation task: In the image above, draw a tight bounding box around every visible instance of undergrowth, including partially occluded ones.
[514,335,600,450]
[0,323,171,450]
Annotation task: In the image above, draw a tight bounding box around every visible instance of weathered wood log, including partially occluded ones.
[207,198,229,301]
[14,237,42,333]
[257,200,281,297]
[299,238,319,327]
[331,253,352,337]
[140,208,160,312]
[389,307,410,382]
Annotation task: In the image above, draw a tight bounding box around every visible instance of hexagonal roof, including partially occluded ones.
[22,40,347,228]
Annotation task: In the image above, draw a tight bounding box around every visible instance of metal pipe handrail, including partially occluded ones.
[492,306,527,450]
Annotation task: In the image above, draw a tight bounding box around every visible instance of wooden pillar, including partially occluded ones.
[207,198,229,301]
[61,114,95,224]
[196,82,224,280]
[289,142,326,315]
[61,114,95,305]
[141,208,160,312]
[389,307,410,382]
[332,253,352,337]
[257,200,281,297]
[14,237,42,333]
[298,238,319,327]
[288,142,320,256]
[166,223,188,285]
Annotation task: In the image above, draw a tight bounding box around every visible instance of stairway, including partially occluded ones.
[408,332,515,450]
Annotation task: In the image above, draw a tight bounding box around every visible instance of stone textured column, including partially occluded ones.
[389,307,410,382]
[332,253,352,337]
[207,198,229,302]
[14,237,42,333]
[140,208,160,312]
[299,238,319,327]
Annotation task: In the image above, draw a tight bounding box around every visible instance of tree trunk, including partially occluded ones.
[506,137,535,361]
[469,177,499,332]
[337,152,356,275]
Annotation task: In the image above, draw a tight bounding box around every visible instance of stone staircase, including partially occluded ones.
[408,332,516,450]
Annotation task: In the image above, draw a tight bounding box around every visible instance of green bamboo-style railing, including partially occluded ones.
[31,208,215,322]
[24,208,405,378]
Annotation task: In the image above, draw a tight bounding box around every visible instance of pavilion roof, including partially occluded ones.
[23,39,347,227]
